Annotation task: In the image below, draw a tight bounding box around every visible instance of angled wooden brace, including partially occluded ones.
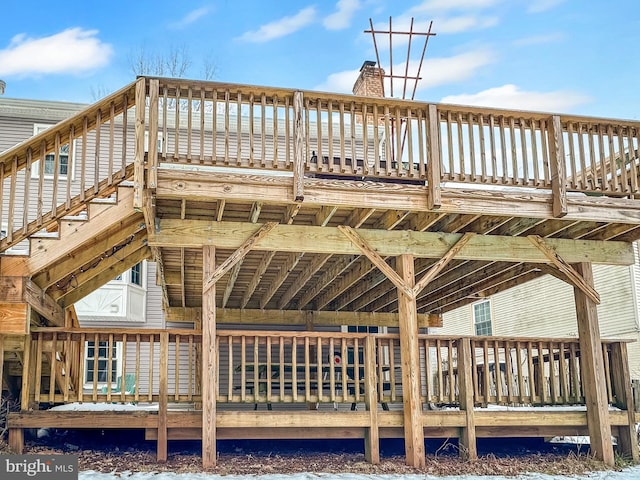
[202,221,278,293]
[337,225,415,299]
[527,235,600,304]
[413,232,474,296]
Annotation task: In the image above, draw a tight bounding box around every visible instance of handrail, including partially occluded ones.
[148,76,640,202]
[25,327,628,411]
[0,81,138,252]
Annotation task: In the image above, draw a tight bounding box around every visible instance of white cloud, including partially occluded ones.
[440,84,591,112]
[314,49,496,95]
[238,7,317,43]
[0,28,113,77]
[527,0,566,13]
[169,7,212,30]
[435,15,499,33]
[409,0,502,14]
[323,0,361,30]
[314,68,360,93]
[513,32,565,46]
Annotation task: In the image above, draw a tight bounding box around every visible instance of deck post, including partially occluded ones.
[293,91,305,202]
[396,254,425,468]
[572,262,614,466]
[202,246,218,468]
[10,332,32,453]
[609,341,639,462]
[548,115,568,218]
[157,332,169,462]
[457,337,477,460]
[147,79,159,190]
[363,335,380,464]
[133,77,146,210]
[426,104,441,210]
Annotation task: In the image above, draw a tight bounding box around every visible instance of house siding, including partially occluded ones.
[438,262,640,380]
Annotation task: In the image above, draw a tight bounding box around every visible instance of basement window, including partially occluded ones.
[84,340,121,386]
[473,300,493,336]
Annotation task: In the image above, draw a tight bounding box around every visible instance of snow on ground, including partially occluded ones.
[78,467,640,480]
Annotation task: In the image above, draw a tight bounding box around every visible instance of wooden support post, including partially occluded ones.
[633,380,640,413]
[10,333,33,454]
[157,332,169,463]
[293,91,305,201]
[396,254,425,468]
[363,335,380,464]
[427,104,442,210]
[457,337,477,460]
[133,77,146,210]
[147,79,159,190]
[202,246,217,468]
[609,342,639,461]
[573,262,613,466]
[548,115,568,218]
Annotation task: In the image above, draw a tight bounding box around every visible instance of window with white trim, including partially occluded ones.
[84,340,121,386]
[473,300,493,336]
[32,124,74,179]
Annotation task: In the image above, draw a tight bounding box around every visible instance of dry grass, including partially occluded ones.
[18,433,626,477]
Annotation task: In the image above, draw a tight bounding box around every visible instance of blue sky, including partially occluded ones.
[0,0,638,120]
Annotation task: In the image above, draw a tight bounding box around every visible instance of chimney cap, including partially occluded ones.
[360,60,377,71]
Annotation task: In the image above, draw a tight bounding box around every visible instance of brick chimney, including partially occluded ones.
[352,60,385,98]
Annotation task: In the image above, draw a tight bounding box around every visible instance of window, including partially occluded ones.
[84,340,120,385]
[32,124,73,179]
[130,263,142,286]
[473,300,493,336]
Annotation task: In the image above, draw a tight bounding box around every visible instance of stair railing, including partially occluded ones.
[0,80,138,253]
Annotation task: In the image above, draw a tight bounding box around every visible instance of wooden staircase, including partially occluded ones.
[0,80,144,398]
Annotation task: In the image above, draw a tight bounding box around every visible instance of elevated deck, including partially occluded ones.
[1,77,640,468]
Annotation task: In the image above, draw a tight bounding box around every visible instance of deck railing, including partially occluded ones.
[2,77,640,252]
[147,77,640,198]
[0,81,137,252]
[23,328,629,411]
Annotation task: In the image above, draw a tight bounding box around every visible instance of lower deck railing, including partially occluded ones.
[21,328,628,410]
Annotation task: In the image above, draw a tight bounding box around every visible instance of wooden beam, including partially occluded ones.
[457,337,477,460]
[413,232,474,295]
[396,254,425,468]
[338,226,415,298]
[259,252,303,309]
[363,336,379,464]
[1,187,138,277]
[202,221,277,293]
[164,307,442,328]
[609,342,639,462]
[157,332,168,463]
[427,104,442,209]
[31,212,145,288]
[156,168,640,223]
[49,230,148,301]
[23,279,64,327]
[293,91,305,201]
[0,277,63,327]
[528,235,600,304]
[202,245,217,468]
[133,77,146,209]
[573,262,613,466]
[57,247,151,306]
[150,219,635,265]
[548,115,568,218]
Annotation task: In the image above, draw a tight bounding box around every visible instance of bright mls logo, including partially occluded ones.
[2,455,77,480]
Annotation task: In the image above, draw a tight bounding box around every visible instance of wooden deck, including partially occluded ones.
[1,76,640,467]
